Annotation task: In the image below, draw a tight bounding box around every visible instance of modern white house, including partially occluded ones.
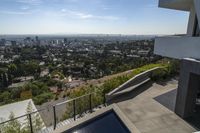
[154,0,200,119]
[1,1,200,133]
[154,0,200,59]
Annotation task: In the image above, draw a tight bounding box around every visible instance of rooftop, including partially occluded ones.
[0,99,36,123]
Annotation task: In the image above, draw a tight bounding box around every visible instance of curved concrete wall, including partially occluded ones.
[106,67,160,102]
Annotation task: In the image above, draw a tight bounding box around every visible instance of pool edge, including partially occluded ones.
[52,104,140,133]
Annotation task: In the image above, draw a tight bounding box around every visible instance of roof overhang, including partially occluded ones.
[159,0,193,11]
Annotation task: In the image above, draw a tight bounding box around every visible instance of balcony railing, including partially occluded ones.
[0,92,106,133]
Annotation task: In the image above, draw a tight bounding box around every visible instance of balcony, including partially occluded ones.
[0,78,198,133]
[154,36,200,59]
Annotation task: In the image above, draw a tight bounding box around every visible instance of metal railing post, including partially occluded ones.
[28,114,33,133]
[53,106,57,130]
[0,93,100,133]
[73,99,76,121]
[89,94,92,112]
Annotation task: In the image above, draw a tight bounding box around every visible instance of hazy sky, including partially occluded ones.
[0,0,189,35]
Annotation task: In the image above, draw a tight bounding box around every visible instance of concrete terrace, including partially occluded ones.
[110,78,197,133]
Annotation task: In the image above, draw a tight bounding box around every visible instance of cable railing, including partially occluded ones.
[0,92,106,133]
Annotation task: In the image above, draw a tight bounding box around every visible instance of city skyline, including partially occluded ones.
[0,0,189,35]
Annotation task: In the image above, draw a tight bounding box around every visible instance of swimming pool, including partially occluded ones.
[64,111,131,133]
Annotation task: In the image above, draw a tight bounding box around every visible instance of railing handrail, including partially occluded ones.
[55,92,94,106]
[0,108,46,125]
[0,92,105,133]
[0,92,95,125]
[53,92,95,130]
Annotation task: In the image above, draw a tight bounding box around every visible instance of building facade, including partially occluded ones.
[154,0,200,118]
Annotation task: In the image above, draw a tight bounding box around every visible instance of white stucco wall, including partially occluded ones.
[187,4,196,36]
[154,36,200,59]
[194,0,200,28]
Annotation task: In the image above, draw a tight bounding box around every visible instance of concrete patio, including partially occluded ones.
[110,78,198,133]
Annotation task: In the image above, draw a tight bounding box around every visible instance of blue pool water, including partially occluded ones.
[65,111,130,133]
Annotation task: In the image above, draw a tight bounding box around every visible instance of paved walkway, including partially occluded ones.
[112,78,197,133]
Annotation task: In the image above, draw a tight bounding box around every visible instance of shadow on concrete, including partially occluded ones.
[154,88,200,130]
[154,87,200,130]
[107,81,153,104]
[154,77,179,87]
[154,89,177,112]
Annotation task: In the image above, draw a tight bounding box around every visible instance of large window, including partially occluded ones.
[193,15,200,36]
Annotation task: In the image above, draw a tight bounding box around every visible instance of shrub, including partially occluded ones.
[102,75,129,95]
[46,79,59,87]
[151,67,168,81]
[33,92,54,105]
[51,70,65,79]
[0,91,11,103]
[20,90,32,100]
[62,62,173,120]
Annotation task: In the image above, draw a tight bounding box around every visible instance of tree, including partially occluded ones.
[22,101,44,133]
[33,113,44,132]
[36,67,41,75]
[56,82,63,90]
[7,72,12,85]
[0,102,44,133]
[33,73,40,80]
[22,101,32,133]
[7,65,16,85]
[0,74,3,89]
[33,92,53,105]
[3,112,21,133]
[0,91,11,103]
[31,82,48,96]
[24,61,40,76]
[2,73,8,88]
[7,64,17,77]
[10,87,21,99]
[48,65,54,73]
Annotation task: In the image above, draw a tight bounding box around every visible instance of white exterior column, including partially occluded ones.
[194,0,200,28]
[187,4,196,36]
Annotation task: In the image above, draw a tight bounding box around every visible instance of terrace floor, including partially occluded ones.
[110,78,198,133]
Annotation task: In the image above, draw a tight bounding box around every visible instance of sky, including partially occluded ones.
[0,0,189,35]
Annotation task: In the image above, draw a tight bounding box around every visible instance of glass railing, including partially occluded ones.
[0,92,106,133]
[0,109,46,133]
